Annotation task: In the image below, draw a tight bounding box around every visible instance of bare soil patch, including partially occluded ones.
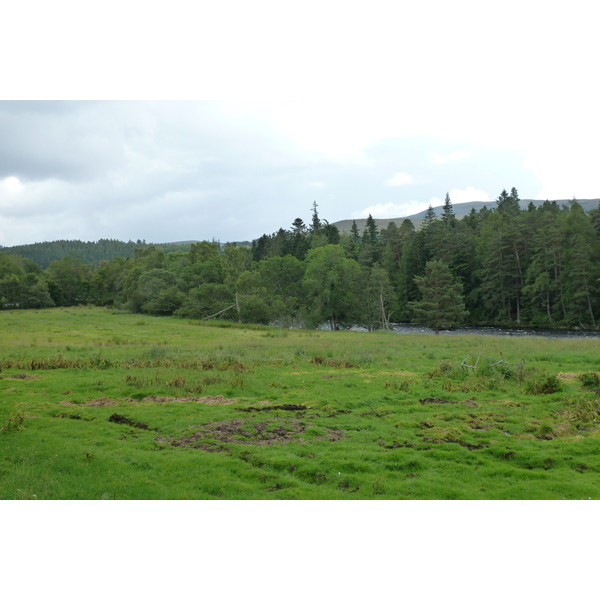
[421,436,486,451]
[419,397,452,404]
[8,374,42,380]
[155,416,348,449]
[138,395,236,405]
[108,413,150,429]
[237,404,307,413]
[61,395,236,407]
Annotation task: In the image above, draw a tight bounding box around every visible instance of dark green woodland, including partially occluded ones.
[1,189,599,330]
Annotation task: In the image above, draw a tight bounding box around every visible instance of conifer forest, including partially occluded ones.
[1,189,599,331]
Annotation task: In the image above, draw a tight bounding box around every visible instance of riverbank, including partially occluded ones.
[387,323,600,339]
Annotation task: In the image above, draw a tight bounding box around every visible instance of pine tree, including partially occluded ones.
[422,205,437,229]
[562,201,599,327]
[589,201,600,236]
[310,201,321,233]
[410,260,468,334]
[362,214,379,246]
[496,187,520,215]
[441,192,456,228]
[291,218,306,234]
[350,220,361,244]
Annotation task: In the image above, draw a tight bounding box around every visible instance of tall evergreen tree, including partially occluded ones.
[310,201,321,233]
[350,220,361,244]
[410,260,468,334]
[291,218,306,234]
[441,192,456,228]
[422,205,437,229]
[496,187,520,215]
[362,214,379,246]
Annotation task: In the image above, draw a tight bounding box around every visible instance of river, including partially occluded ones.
[348,323,600,339]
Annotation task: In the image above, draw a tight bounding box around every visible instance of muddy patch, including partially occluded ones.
[421,437,486,451]
[419,397,453,404]
[140,395,236,405]
[108,413,150,430]
[156,417,348,449]
[60,397,118,406]
[61,395,236,407]
[379,440,415,449]
[360,409,392,417]
[7,374,42,380]
[55,412,95,421]
[236,404,307,413]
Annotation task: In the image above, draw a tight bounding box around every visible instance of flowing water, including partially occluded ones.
[343,323,600,339]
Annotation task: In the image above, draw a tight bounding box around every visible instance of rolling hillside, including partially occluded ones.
[332,198,600,235]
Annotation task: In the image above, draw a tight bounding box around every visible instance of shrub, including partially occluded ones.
[1,410,25,433]
[89,353,114,369]
[385,379,410,392]
[524,374,563,395]
[239,296,272,325]
[496,364,517,380]
[562,396,600,426]
[579,372,600,388]
[438,360,453,373]
[537,424,555,439]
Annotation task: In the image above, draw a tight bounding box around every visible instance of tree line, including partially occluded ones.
[0,239,202,269]
[1,191,599,330]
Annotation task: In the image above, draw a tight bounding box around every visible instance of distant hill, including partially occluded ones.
[332,198,600,235]
[0,238,254,268]
[0,239,195,269]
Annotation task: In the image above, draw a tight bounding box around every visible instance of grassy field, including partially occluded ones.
[1,306,600,500]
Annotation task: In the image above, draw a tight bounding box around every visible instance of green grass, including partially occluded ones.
[1,306,600,499]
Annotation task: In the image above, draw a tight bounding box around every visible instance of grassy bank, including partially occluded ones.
[1,306,599,499]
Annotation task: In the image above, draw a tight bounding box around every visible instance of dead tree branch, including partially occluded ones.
[202,304,236,321]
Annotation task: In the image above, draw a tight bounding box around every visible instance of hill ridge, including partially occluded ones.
[332,198,600,234]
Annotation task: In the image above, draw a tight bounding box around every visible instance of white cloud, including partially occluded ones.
[430,150,470,165]
[445,187,491,205]
[307,181,325,188]
[523,136,600,201]
[384,172,414,187]
[0,176,24,195]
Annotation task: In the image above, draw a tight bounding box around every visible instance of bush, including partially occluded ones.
[562,396,600,426]
[579,372,600,388]
[537,423,555,439]
[438,360,453,373]
[1,410,25,433]
[385,379,410,392]
[524,374,563,395]
[239,296,272,325]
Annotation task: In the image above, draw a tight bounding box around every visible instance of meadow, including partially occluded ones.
[1,306,599,500]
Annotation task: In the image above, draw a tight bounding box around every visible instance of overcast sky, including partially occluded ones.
[1,0,598,247]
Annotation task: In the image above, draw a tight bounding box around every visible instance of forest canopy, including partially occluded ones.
[1,190,599,330]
